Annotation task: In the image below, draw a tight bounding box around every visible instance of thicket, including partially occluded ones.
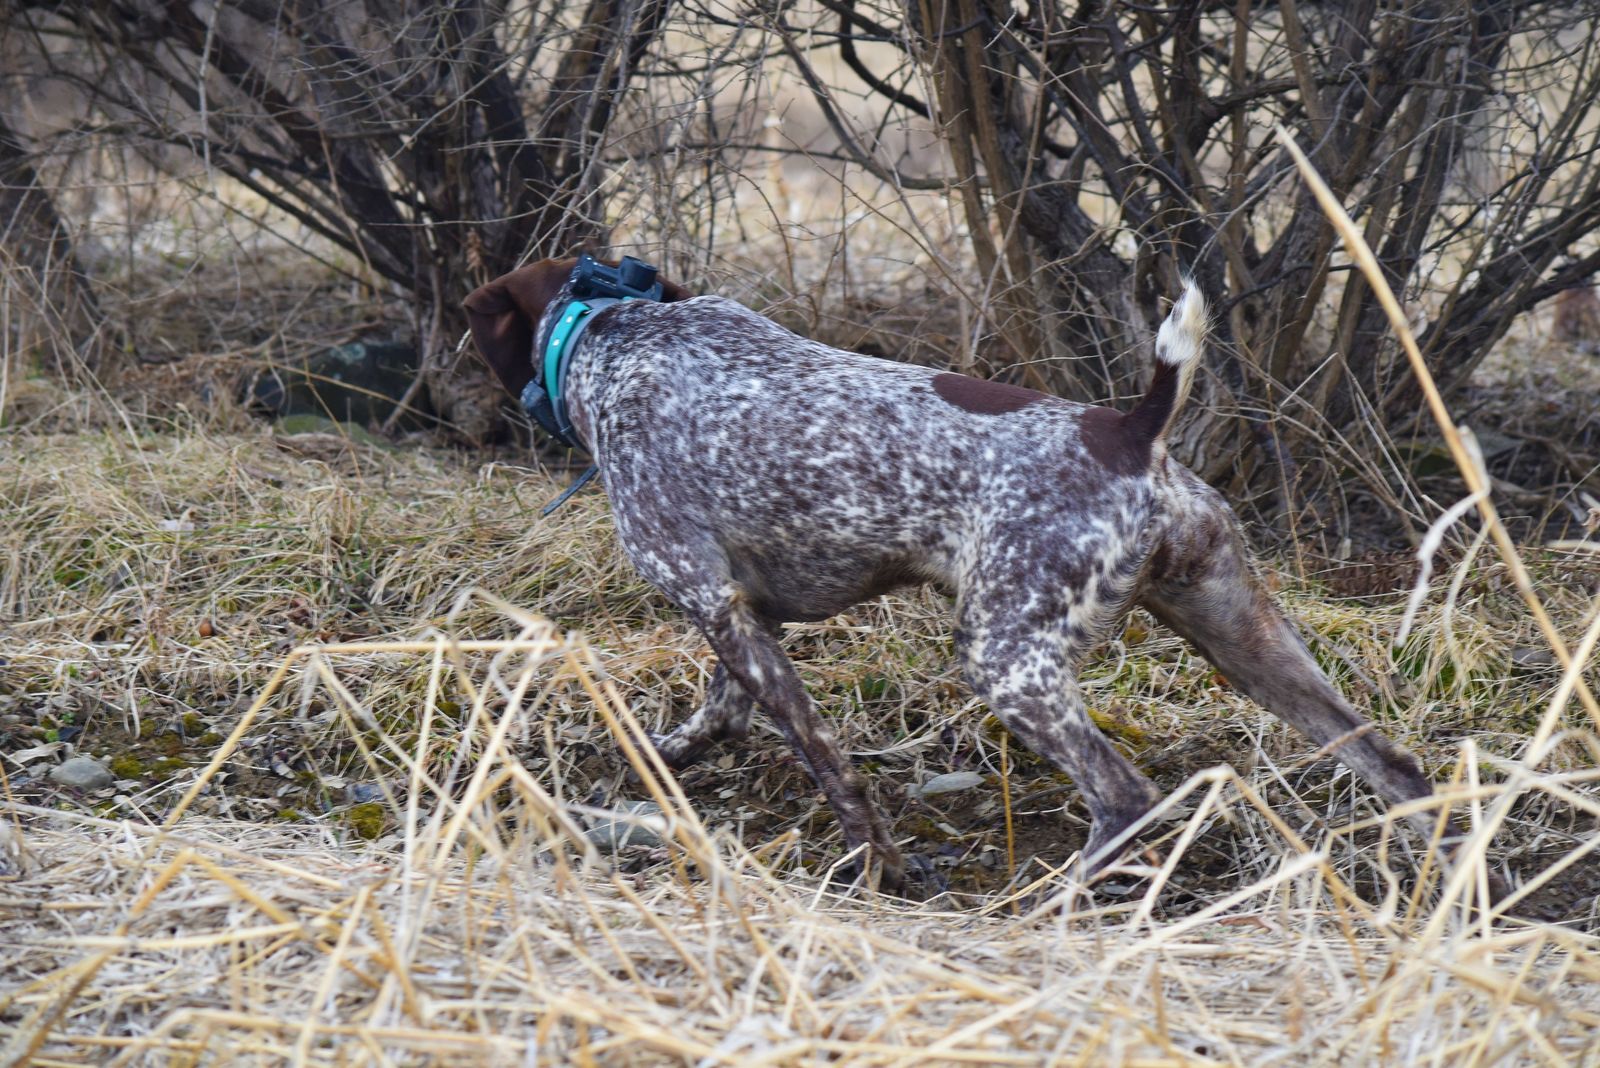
[4,0,1599,527]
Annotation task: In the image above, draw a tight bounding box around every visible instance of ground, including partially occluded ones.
[3,289,1600,1061]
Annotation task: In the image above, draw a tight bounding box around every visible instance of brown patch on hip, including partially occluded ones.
[931,372,1044,415]
[1080,407,1150,476]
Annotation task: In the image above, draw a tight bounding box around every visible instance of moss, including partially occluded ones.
[275,414,387,448]
[1088,708,1150,748]
[152,757,187,779]
[109,754,146,779]
[180,712,206,736]
[346,801,385,840]
[855,674,894,702]
[275,808,303,822]
[899,815,946,839]
[198,731,224,746]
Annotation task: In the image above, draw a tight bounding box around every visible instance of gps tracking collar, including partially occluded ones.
[523,254,664,515]
[520,253,665,451]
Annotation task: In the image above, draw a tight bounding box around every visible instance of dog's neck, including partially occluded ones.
[526,279,626,452]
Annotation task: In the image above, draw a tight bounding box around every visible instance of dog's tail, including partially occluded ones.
[1123,279,1208,445]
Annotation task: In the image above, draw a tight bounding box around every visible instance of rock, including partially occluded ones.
[246,340,431,430]
[50,756,114,792]
[914,771,985,798]
[0,821,30,878]
[1511,646,1556,669]
[585,801,667,851]
[344,781,386,805]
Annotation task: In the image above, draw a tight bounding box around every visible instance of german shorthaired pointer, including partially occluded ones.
[465,259,1468,894]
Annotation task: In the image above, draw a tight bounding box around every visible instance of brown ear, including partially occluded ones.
[462,259,576,397]
[462,257,696,398]
[659,276,694,303]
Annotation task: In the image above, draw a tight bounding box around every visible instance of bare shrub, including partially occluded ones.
[3,0,683,438]
[767,0,1600,523]
[0,109,106,382]
[5,1,1600,530]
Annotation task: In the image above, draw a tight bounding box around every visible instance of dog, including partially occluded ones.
[465,258,1477,894]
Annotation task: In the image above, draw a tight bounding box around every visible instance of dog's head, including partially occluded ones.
[463,258,694,397]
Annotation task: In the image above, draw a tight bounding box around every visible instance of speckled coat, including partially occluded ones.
[465,259,1458,894]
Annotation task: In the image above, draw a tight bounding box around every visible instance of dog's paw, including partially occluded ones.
[638,729,695,771]
[640,727,734,773]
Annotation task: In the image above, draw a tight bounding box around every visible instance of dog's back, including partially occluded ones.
[567,288,1206,622]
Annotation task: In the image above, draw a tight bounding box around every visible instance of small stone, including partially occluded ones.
[344,782,385,805]
[1511,646,1556,669]
[585,801,667,851]
[914,771,986,798]
[49,756,114,792]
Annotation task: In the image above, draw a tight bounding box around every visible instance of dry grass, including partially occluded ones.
[2,145,1600,1063]
[0,417,1598,1064]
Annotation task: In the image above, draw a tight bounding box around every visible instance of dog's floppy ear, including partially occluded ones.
[463,259,576,397]
[657,276,694,303]
[464,258,695,398]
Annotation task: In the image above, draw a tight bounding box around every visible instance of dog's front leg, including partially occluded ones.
[650,662,757,769]
[606,476,909,891]
[688,591,906,890]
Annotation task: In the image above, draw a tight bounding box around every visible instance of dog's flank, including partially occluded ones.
[464,260,1485,896]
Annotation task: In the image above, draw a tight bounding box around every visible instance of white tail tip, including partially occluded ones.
[1155,279,1208,368]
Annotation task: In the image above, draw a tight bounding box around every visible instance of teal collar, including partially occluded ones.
[543,297,621,405]
[524,296,625,450]
[523,254,666,515]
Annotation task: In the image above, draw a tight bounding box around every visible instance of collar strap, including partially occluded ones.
[523,254,667,455]
[521,296,625,450]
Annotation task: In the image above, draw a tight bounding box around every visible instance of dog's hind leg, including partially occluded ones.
[1139,480,1439,817]
[1139,478,1511,903]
